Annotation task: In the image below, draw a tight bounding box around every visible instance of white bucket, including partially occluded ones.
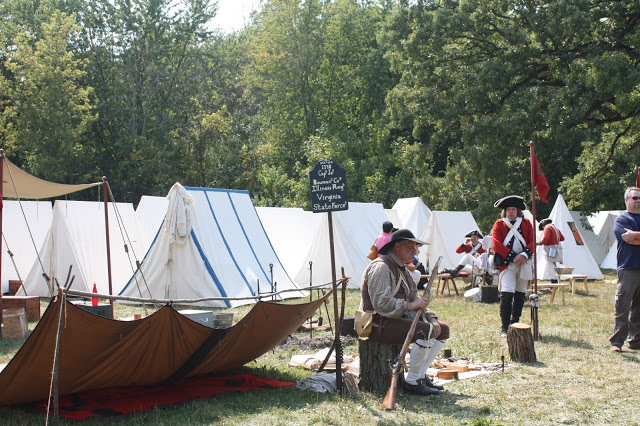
[464,287,481,303]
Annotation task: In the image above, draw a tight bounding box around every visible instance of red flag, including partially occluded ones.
[636,166,640,188]
[532,153,549,203]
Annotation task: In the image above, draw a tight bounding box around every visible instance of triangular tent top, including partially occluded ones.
[420,211,481,270]
[292,202,390,289]
[1,201,52,293]
[20,200,146,296]
[392,197,431,240]
[121,184,306,307]
[536,194,603,279]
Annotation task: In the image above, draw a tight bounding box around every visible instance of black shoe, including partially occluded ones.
[402,380,439,395]
[628,341,640,350]
[419,377,444,391]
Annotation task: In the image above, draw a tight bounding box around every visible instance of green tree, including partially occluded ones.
[1,10,97,183]
[383,0,640,229]
[77,0,218,200]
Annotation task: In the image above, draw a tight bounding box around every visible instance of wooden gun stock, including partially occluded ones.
[381,256,442,410]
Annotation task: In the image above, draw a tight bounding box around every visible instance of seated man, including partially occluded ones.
[443,230,492,284]
[360,229,450,395]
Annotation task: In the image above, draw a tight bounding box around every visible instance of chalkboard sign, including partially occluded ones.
[309,159,348,213]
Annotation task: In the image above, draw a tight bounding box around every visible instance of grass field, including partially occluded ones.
[1,270,639,425]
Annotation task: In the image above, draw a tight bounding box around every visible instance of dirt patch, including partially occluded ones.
[279,334,356,351]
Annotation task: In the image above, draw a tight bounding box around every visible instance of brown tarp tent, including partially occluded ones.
[0,294,328,406]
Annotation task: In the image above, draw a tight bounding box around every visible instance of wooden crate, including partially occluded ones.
[1,296,41,321]
[8,280,23,296]
[3,308,27,339]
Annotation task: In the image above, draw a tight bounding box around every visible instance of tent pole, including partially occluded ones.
[529,141,539,340]
[327,211,343,394]
[102,177,114,318]
[0,149,4,332]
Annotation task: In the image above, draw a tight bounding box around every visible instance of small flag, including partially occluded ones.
[532,153,550,203]
[636,166,640,188]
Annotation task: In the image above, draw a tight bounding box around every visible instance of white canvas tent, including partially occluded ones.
[20,200,146,296]
[589,210,624,253]
[569,211,608,265]
[600,240,618,269]
[392,197,431,241]
[536,194,603,280]
[292,202,389,289]
[384,209,403,229]
[1,201,52,294]
[420,211,481,270]
[120,184,305,307]
[135,195,170,250]
[256,207,322,279]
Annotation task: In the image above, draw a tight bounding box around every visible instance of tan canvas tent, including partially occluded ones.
[0,294,327,406]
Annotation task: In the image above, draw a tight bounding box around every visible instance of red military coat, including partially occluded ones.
[540,224,565,246]
[491,218,535,272]
[455,242,485,255]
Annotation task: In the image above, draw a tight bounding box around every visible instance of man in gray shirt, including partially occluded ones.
[360,229,450,395]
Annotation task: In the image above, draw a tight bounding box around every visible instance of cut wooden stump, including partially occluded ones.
[507,323,537,363]
[358,339,404,393]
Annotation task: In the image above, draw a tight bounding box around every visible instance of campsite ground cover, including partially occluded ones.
[1,270,639,424]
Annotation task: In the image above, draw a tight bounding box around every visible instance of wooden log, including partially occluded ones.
[507,323,537,363]
[358,339,404,393]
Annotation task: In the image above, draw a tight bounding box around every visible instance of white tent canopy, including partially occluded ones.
[1,201,52,293]
[255,207,322,280]
[384,209,403,230]
[569,211,608,265]
[420,211,481,270]
[121,184,305,307]
[20,200,146,296]
[135,195,170,250]
[600,240,618,269]
[589,210,624,253]
[536,194,603,280]
[392,197,431,241]
[292,202,389,289]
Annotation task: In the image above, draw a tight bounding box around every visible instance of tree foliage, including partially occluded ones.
[0,0,638,225]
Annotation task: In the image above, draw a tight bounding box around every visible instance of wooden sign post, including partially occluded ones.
[310,159,348,393]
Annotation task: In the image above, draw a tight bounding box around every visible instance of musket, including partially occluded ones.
[381,255,443,410]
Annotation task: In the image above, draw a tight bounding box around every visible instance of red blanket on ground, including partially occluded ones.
[35,373,294,420]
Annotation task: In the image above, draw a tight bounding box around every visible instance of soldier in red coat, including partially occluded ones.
[491,195,535,337]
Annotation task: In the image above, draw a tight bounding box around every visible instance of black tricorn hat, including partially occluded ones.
[538,218,552,231]
[494,195,526,210]
[465,229,483,239]
[378,229,429,255]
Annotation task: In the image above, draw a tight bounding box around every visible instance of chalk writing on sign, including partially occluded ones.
[309,159,348,213]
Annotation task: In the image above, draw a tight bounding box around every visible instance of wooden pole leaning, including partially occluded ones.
[381,256,443,410]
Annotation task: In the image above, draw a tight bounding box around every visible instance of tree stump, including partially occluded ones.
[358,339,404,393]
[507,323,537,363]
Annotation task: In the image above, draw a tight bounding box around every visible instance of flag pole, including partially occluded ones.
[529,141,539,340]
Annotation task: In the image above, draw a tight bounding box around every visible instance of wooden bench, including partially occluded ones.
[433,272,469,296]
[557,273,588,295]
[536,283,569,305]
